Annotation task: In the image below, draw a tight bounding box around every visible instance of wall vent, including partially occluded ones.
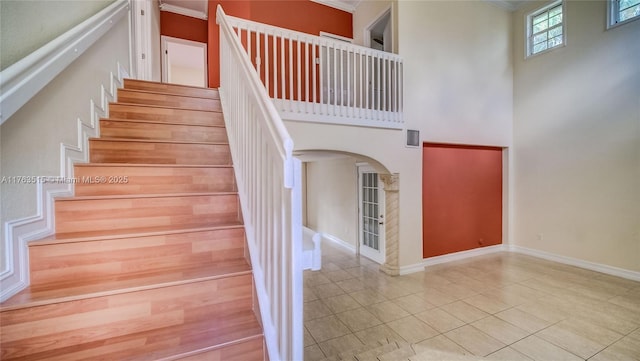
[406,129,420,147]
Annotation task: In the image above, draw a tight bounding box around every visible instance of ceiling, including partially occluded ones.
[486,0,529,11]
[159,0,208,19]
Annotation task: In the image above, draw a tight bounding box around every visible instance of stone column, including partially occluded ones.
[379,173,400,276]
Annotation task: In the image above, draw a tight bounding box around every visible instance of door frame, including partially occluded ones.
[161,35,208,86]
[357,163,386,264]
[364,5,393,52]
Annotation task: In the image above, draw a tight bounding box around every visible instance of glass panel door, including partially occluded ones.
[358,164,385,264]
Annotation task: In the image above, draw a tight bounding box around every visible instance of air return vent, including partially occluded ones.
[406,129,420,147]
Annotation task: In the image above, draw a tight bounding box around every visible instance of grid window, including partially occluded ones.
[527,1,564,57]
[609,0,640,27]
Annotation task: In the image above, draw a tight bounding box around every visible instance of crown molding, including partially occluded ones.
[310,0,356,13]
[484,0,521,12]
[159,3,207,20]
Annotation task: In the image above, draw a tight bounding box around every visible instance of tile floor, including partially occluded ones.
[303,242,640,361]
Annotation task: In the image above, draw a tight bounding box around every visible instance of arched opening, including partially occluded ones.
[295,150,399,275]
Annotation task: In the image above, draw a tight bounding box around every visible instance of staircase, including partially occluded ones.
[0,79,265,360]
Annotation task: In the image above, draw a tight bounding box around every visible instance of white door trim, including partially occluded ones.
[130,0,153,80]
[161,36,208,86]
[364,5,393,52]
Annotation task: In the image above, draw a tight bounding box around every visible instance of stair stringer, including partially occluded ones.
[0,65,125,303]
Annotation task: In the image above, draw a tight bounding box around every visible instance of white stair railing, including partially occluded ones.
[217,6,303,361]
[225,14,404,129]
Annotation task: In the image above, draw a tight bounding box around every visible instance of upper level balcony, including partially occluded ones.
[224,14,403,130]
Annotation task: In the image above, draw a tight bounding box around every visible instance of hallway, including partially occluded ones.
[304,242,640,360]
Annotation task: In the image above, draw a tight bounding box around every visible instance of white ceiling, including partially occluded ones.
[159,0,208,19]
[486,0,530,11]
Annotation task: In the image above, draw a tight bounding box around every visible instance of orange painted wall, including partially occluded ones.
[422,144,503,258]
[207,0,353,88]
[249,1,352,39]
[160,12,208,44]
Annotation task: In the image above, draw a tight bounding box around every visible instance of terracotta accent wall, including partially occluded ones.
[422,143,503,258]
[207,0,353,88]
[249,1,352,38]
[160,12,208,43]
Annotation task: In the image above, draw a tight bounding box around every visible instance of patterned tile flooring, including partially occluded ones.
[303,242,640,360]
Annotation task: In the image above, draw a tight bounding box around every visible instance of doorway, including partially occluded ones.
[358,164,385,264]
[161,36,207,87]
[365,7,392,53]
[365,8,393,110]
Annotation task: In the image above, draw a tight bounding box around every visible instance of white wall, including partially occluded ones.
[397,0,513,147]
[0,14,131,272]
[150,0,162,81]
[513,1,640,271]
[305,157,359,248]
[0,0,114,70]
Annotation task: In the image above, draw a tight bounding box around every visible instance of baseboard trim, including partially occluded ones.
[0,67,123,303]
[508,245,640,282]
[395,243,640,282]
[321,233,356,254]
[399,245,507,275]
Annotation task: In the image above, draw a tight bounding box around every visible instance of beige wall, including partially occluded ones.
[397,0,513,147]
[0,0,114,70]
[513,1,640,271]
[305,157,359,248]
[0,14,131,271]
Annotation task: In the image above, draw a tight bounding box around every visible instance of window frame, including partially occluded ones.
[607,0,640,29]
[525,0,566,59]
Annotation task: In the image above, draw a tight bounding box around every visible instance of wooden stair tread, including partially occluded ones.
[123,79,220,99]
[90,137,229,146]
[73,164,237,196]
[73,163,233,169]
[100,118,225,128]
[110,102,221,113]
[107,103,224,127]
[118,87,217,100]
[31,224,245,245]
[2,310,262,361]
[103,312,262,361]
[43,223,244,245]
[56,191,237,201]
[116,90,221,112]
[1,260,252,311]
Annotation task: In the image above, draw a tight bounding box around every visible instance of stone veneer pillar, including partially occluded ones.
[379,173,400,276]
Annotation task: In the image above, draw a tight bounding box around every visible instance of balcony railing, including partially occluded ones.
[225,15,404,129]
